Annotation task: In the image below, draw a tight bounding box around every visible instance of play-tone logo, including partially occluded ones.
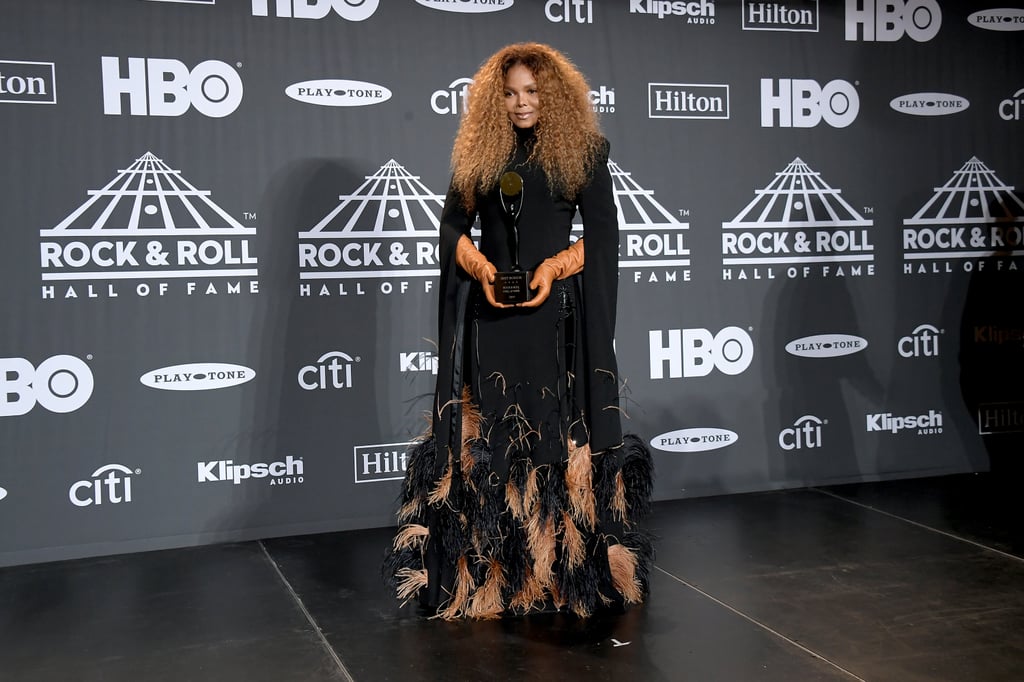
[898,324,941,357]
[298,351,358,390]
[546,0,591,23]
[742,1,818,32]
[354,442,411,483]
[845,0,941,42]
[978,402,1024,435]
[140,363,255,391]
[286,79,391,107]
[968,8,1024,31]
[786,334,867,358]
[778,415,825,450]
[0,60,56,104]
[40,152,258,300]
[69,464,138,507]
[1000,87,1024,121]
[417,0,512,12]
[761,79,858,128]
[723,158,874,281]
[651,427,737,452]
[252,0,378,20]
[649,83,729,120]
[630,0,716,23]
[902,157,1024,275]
[649,327,753,379]
[102,57,242,118]
[198,456,303,486]
[890,92,968,116]
[431,77,471,115]
[0,355,94,416]
[866,410,942,435]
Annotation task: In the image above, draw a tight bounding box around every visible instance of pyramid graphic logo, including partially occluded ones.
[39,152,257,299]
[903,157,1024,272]
[722,157,874,279]
[298,160,445,292]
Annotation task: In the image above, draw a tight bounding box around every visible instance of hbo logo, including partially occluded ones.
[649,327,754,379]
[252,0,379,21]
[1,355,94,416]
[101,57,243,118]
[761,79,859,128]
[845,0,941,42]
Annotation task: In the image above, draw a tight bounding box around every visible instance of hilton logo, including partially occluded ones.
[648,83,729,119]
[354,443,410,483]
[742,1,818,32]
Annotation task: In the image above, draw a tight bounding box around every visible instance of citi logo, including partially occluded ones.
[845,0,941,42]
[140,363,255,391]
[761,79,859,128]
[417,0,512,12]
[866,410,943,434]
[298,351,357,390]
[0,60,56,104]
[630,0,715,22]
[649,83,728,120]
[890,93,969,116]
[778,415,824,450]
[1000,87,1024,121]
[649,327,754,379]
[400,352,438,375]
[743,1,818,32]
[968,8,1024,31]
[69,464,137,507]
[101,57,243,118]
[898,324,941,357]
[590,85,615,113]
[354,443,410,483]
[251,0,378,20]
[431,77,471,115]
[197,456,303,485]
[545,0,592,23]
[286,79,391,107]
[786,334,867,358]
[651,427,737,452]
[1,355,94,417]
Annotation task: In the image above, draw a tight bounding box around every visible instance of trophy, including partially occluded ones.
[493,171,532,304]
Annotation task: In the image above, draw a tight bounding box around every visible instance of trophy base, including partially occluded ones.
[493,270,532,305]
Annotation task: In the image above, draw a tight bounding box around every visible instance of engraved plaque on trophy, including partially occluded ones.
[493,171,532,305]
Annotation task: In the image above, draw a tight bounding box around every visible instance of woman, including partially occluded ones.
[384,43,653,620]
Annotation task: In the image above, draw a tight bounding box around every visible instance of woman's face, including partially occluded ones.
[504,63,539,129]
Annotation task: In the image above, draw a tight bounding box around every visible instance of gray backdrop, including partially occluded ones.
[2,0,1022,567]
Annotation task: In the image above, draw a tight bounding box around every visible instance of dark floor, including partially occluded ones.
[3,474,1024,681]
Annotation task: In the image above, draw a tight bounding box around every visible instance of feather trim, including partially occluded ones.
[435,555,475,620]
[566,440,597,529]
[466,557,506,620]
[607,543,643,604]
[392,523,429,552]
[394,568,428,604]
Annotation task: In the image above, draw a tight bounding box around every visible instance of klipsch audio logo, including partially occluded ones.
[354,443,410,483]
[743,1,818,31]
[400,351,438,375]
[40,152,258,300]
[69,464,139,507]
[140,363,255,391]
[649,326,754,379]
[418,0,513,12]
[761,79,859,128]
[973,325,1024,347]
[630,0,716,24]
[845,0,941,41]
[903,158,1024,275]
[546,0,591,23]
[866,410,942,435]
[298,160,443,298]
[0,355,94,416]
[651,427,737,452]
[198,456,303,486]
[0,60,56,104]
[898,324,941,357]
[102,57,242,118]
[968,8,1024,31]
[431,77,471,115]
[779,415,825,450]
[298,351,358,390]
[785,334,867,358]
[648,83,729,119]
[723,158,874,280]
[1000,88,1024,121]
[590,85,615,114]
[286,79,391,107]
[252,0,378,20]
[890,92,968,116]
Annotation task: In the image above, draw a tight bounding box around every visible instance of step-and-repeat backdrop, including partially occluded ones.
[2,1,1022,566]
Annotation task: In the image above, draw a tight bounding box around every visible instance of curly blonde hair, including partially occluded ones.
[451,42,603,212]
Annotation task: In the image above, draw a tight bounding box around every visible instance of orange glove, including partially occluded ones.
[455,235,504,308]
[521,238,585,308]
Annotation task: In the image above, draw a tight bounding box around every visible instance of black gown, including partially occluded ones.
[384,128,653,619]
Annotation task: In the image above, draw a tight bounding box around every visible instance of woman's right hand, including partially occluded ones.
[455,235,505,308]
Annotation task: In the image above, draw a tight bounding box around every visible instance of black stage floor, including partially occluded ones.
[3,473,1024,681]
